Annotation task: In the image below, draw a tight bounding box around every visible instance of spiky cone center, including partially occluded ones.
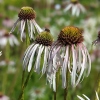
[3,32,11,37]
[58,26,83,46]
[35,31,53,46]
[18,7,36,20]
[71,0,79,4]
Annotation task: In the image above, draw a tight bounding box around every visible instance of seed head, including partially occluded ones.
[58,26,83,46]
[18,7,36,20]
[71,0,79,4]
[35,29,53,46]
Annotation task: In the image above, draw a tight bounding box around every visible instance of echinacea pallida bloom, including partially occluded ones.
[77,91,99,100]
[47,26,91,91]
[0,92,10,100]
[64,0,86,17]
[10,6,43,41]
[23,29,53,74]
[0,31,19,48]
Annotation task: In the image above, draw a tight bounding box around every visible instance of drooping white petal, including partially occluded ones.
[79,4,86,13]
[72,5,77,16]
[71,45,77,86]
[95,91,99,100]
[9,19,20,34]
[0,37,7,48]
[8,36,14,46]
[76,6,80,16]
[23,43,36,69]
[34,45,44,73]
[30,20,34,39]
[27,20,31,39]
[81,43,91,76]
[32,20,43,33]
[27,44,39,72]
[53,73,56,91]
[49,46,61,64]
[20,20,26,41]
[62,46,69,88]
[12,35,20,46]
[77,95,85,100]
[75,46,86,86]
[82,94,90,100]
[42,46,49,75]
[64,4,72,12]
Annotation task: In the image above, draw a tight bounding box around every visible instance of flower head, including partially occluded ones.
[0,92,10,100]
[29,87,45,100]
[10,6,43,41]
[92,31,100,45]
[47,26,91,91]
[0,31,19,48]
[64,0,86,16]
[23,29,53,74]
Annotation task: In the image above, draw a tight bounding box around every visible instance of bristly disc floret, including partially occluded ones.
[35,29,53,46]
[18,7,36,20]
[71,0,79,4]
[58,26,83,46]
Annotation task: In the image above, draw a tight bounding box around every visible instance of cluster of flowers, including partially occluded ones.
[1,1,100,99]
[8,6,92,93]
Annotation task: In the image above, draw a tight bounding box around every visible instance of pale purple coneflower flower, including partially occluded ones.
[23,29,53,75]
[2,17,14,28]
[9,6,43,41]
[0,31,19,48]
[47,26,91,91]
[77,91,99,100]
[64,0,86,17]
[0,93,10,100]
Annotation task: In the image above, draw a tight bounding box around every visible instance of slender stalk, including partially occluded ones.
[95,72,100,100]
[54,91,56,100]
[64,70,69,100]
[20,22,30,100]
[18,66,33,100]
[2,42,10,93]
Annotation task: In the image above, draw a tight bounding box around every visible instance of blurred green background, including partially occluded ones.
[0,0,100,100]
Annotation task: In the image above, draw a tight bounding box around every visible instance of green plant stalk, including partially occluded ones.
[18,66,34,100]
[2,42,10,94]
[20,23,30,100]
[54,91,56,100]
[95,72,100,100]
[64,70,69,100]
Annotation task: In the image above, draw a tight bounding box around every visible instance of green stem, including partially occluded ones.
[54,91,56,100]
[95,72,100,100]
[2,66,8,93]
[18,67,33,100]
[64,70,69,100]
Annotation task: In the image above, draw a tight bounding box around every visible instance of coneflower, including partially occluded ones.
[0,31,19,48]
[10,6,43,41]
[64,0,86,17]
[23,29,53,75]
[47,26,91,91]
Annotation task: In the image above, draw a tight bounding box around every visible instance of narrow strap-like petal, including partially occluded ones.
[27,44,39,72]
[34,45,44,73]
[9,19,20,34]
[62,46,69,88]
